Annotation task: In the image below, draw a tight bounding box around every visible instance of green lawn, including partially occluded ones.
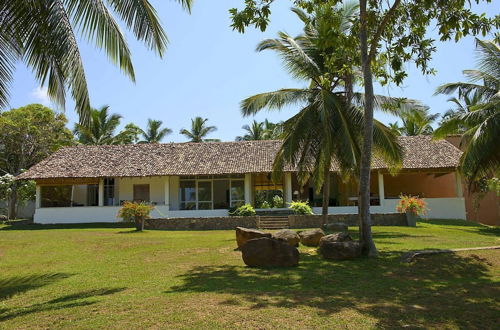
[0,220,499,329]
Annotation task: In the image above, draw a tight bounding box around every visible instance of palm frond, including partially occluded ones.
[240,89,310,116]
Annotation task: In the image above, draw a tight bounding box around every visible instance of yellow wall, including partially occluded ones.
[383,172,457,198]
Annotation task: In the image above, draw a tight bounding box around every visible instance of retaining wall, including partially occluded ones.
[146,213,408,230]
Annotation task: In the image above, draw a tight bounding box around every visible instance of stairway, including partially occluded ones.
[258,216,290,230]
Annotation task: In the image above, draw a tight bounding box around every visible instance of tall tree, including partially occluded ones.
[139,119,172,143]
[0,0,192,123]
[434,39,500,183]
[241,5,403,225]
[115,123,142,144]
[230,0,498,256]
[180,117,218,142]
[74,105,122,145]
[236,120,266,141]
[390,107,439,136]
[0,104,73,218]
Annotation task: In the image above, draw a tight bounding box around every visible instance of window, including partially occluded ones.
[179,176,245,210]
[41,185,72,207]
[133,184,150,202]
[179,180,196,210]
[230,180,245,207]
[197,181,213,210]
[104,178,115,206]
[86,185,99,206]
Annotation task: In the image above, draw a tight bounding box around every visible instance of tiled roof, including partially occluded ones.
[17,136,462,180]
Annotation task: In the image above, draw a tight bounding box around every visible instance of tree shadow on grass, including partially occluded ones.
[0,287,126,322]
[0,223,134,231]
[0,273,72,300]
[166,252,499,328]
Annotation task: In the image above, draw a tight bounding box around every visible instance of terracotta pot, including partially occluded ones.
[406,211,419,227]
[134,216,144,231]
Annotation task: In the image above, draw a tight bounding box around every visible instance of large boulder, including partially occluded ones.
[318,234,362,260]
[321,232,353,243]
[235,227,272,249]
[273,229,300,247]
[298,228,325,247]
[323,222,348,233]
[241,237,299,267]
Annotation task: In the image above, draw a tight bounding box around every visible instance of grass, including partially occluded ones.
[0,219,498,329]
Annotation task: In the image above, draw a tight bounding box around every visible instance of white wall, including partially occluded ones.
[33,206,229,224]
[117,177,166,205]
[0,200,35,219]
[312,197,466,220]
[383,198,466,219]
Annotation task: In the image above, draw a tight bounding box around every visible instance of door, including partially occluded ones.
[133,184,150,203]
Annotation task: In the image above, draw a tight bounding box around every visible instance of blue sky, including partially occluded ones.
[6,0,498,142]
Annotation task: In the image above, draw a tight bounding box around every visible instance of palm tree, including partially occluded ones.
[74,105,122,145]
[263,119,283,139]
[139,119,172,143]
[241,4,403,229]
[236,120,266,141]
[180,117,218,142]
[395,107,439,136]
[434,39,500,182]
[0,0,192,123]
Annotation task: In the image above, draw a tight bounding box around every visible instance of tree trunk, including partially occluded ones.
[357,0,378,257]
[8,182,18,220]
[321,166,330,226]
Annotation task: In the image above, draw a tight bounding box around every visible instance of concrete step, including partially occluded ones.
[258,216,290,230]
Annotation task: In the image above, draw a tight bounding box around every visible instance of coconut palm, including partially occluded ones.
[180,117,218,142]
[236,120,266,141]
[74,105,122,145]
[392,107,439,136]
[434,39,500,182]
[0,0,192,123]
[139,119,172,143]
[241,4,403,228]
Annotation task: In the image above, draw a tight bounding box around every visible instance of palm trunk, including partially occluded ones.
[8,182,18,220]
[321,166,330,226]
[358,0,378,257]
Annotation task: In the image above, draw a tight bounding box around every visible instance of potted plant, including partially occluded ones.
[396,195,428,226]
[117,201,155,231]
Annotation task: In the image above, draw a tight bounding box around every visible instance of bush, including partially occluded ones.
[272,195,284,208]
[396,195,428,217]
[260,201,271,209]
[289,200,313,215]
[230,203,256,216]
[117,201,155,231]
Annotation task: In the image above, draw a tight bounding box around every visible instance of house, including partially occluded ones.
[17,136,466,224]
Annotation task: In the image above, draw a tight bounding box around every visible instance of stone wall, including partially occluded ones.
[145,213,408,231]
[289,213,407,229]
[145,216,259,230]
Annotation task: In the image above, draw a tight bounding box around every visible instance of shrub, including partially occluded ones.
[396,195,428,217]
[230,203,256,216]
[260,201,271,209]
[117,201,155,231]
[272,195,284,208]
[289,200,313,215]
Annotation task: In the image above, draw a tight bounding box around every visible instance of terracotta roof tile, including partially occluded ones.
[17,136,462,180]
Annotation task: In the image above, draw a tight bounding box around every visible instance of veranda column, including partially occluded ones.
[378,171,385,207]
[284,173,293,205]
[455,172,463,197]
[164,176,170,210]
[244,173,252,205]
[35,185,41,209]
[98,179,104,207]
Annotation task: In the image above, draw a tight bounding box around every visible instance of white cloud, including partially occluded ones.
[30,86,51,106]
